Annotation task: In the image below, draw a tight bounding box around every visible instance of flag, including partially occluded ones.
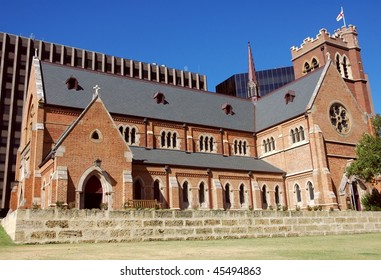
[336,7,344,21]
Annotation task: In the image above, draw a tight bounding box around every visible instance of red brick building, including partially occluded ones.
[9,26,375,211]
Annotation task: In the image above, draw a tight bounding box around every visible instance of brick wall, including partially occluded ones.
[2,209,381,244]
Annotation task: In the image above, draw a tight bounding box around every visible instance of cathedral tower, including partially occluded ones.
[291,26,374,115]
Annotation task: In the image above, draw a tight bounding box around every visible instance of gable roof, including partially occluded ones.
[39,61,255,132]
[255,63,328,132]
[130,146,284,174]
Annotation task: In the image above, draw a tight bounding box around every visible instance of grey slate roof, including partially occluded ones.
[130,146,284,173]
[255,66,326,132]
[40,62,255,132]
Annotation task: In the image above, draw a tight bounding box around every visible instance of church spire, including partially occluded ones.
[247,42,260,100]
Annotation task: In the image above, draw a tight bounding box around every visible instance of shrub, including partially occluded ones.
[361,188,381,211]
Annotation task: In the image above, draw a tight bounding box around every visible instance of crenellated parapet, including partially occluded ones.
[291,25,359,60]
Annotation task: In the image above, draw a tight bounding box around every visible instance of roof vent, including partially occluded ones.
[221,103,235,115]
[65,76,83,91]
[285,90,296,104]
[153,91,168,104]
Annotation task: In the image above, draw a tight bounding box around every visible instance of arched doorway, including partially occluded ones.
[84,175,103,209]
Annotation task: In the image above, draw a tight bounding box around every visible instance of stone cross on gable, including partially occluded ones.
[93,85,101,99]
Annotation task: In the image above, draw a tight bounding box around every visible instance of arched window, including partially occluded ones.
[199,182,205,206]
[161,131,178,149]
[182,181,189,205]
[336,54,342,75]
[118,125,138,145]
[295,184,302,203]
[304,62,311,73]
[199,135,215,153]
[91,130,100,140]
[299,126,305,141]
[153,180,161,202]
[209,137,214,152]
[224,183,231,209]
[239,184,245,206]
[275,185,280,205]
[243,141,247,155]
[263,140,267,153]
[131,128,136,144]
[124,127,130,143]
[172,132,177,148]
[262,185,268,209]
[343,56,349,78]
[295,128,300,142]
[291,129,296,143]
[166,132,171,147]
[311,58,319,69]
[270,137,275,150]
[307,181,314,201]
[161,131,166,147]
[199,136,204,151]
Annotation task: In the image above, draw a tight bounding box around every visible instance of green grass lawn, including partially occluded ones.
[1,225,381,260]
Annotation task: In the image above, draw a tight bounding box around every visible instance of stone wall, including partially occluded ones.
[2,209,381,244]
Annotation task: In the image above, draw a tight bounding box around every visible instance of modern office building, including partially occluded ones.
[0,32,207,215]
[215,66,295,98]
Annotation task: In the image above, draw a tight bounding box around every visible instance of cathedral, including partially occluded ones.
[9,25,375,212]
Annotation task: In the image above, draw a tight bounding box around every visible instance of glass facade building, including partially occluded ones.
[216,66,295,98]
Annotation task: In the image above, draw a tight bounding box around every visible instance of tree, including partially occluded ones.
[346,114,381,182]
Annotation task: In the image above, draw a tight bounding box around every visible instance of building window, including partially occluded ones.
[295,184,302,203]
[224,183,231,209]
[182,181,189,208]
[291,126,305,144]
[311,58,319,69]
[275,185,280,206]
[153,180,162,202]
[263,137,275,153]
[239,184,245,206]
[304,62,311,73]
[160,130,178,149]
[233,139,248,156]
[199,182,206,207]
[329,103,351,134]
[336,54,341,75]
[307,181,314,201]
[90,129,102,142]
[118,125,138,145]
[199,135,215,153]
[262,185,268,209]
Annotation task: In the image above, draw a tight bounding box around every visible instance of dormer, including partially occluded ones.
[65,76,83,91]
[153,91,168,104]
[221,103,235,115]
[284,90,296,104]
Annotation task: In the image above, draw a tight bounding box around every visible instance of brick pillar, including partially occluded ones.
[213,179,224,209]
[252,180,262,210]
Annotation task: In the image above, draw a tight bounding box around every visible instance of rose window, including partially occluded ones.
[329,103,350,134]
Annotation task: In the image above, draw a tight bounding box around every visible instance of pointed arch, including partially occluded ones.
[198,181,207,208]
[261,184,268,209]
[295,184,302,204]
[224,183,231,210]
[311,57,319,69]
[182,180,190,209]
[335,53,342,75]
[77,165,113,209]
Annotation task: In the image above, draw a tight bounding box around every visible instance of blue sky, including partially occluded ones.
[1,0,380,114]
